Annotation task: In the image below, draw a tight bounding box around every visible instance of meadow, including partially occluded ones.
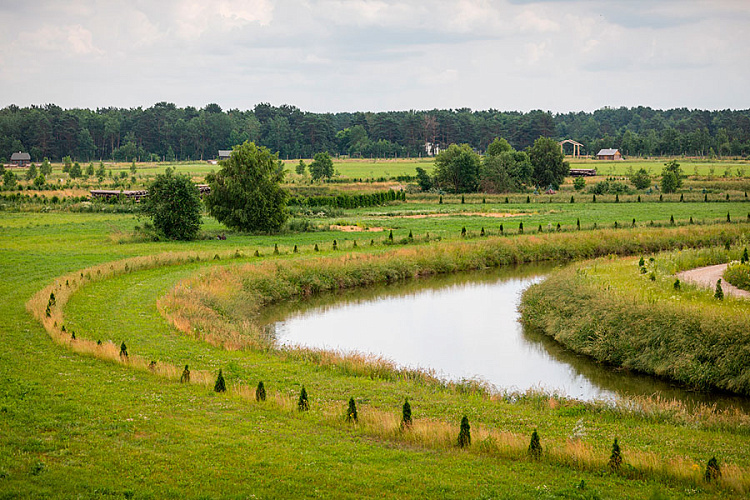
[2,169,750,497]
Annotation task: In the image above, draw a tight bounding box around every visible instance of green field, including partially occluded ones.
[2,196,750,498]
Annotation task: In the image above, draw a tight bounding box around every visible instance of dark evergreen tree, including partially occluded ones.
[298,386,309,411]
[705,457,721,483]
[401,399,412,428]
[715,279,724,300]
[180,365,190,383]
[674,278,681,290]
[214,369,226,393]
[457,416,471,448]
[256,381,266,402]
[346,397,358,423]
[461,226,466,237]
[119,342,128,358]
[528,429,542,459]
[608,438,622,471]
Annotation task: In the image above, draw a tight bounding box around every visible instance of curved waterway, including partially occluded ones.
[260,264,750,409]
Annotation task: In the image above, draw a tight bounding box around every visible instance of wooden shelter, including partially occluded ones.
[559,140,583,158]
[596,148,623,160]
[90,184,210,202]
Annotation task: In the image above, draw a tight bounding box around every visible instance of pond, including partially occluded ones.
[260,264,750,409]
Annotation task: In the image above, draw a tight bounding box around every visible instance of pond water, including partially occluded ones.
[260,265,750,409]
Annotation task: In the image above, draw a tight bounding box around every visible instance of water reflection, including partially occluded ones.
[261,265,750,409]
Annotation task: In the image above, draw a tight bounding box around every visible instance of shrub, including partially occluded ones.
[519,222,523,234]
[119,342,128,358]
[457,416,471,448]
[461,227,466,237]
[314,244,319,252]
[293,245,298,253]
[273,244,279,255]
[705,457,721,482]
[608,438,622,471]
[332,240,337,250]
[256,381,266,402]
[298,386,309,411]
[673,278,681,290]
[528,429,542,459]
[715,279,724,300]
[141,169,202,240]
[388,230,394,242]
[214,369,226,393]
[742,247,749,264]
[401,399,412,428]
[346,397,358,423]
[461,194,465,204]
[480,227,485,237]
[180,365,190,383]
[573,177,585,191]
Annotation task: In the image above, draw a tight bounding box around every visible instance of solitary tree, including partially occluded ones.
[309,152,334,181]
[457,416,471,448]
[141,168,203,240]
[528,429,542,459]
[205,141,289,233]
[295,159,307,175]
[660,160,683,193]
[298,386,309,411]
[629,168,651,190]
[214,369,226,393]
[401,399,412,428]
[608,438,623,471]
[528,137,569,189]
[256,381,266,402]
[346,397,358,423]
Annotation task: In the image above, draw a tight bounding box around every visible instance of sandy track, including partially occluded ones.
[676,263,750,298]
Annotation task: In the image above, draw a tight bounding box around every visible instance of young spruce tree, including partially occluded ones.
[457,416,471,448]
[346,397,358,423]
[214,369,226,393]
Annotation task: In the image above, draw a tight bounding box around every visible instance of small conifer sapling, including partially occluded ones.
[401,399,412,429]
[346,397,358,423]
[214,369,226,393]
[715,279,724,300]
[608,438,622,471]
[256,381,266,402]
[119,342,128,358]
[180,365,190,383]
[457,416,471,448]
[528,429,542,459]
[298,386,309,411]
[705,457,721,482]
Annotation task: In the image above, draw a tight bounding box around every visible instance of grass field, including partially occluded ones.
[2,198,750,498]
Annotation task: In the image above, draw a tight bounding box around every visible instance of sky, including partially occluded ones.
[1,0,748,113]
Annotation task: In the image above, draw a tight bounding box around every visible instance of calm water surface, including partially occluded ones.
[261,265,750,408]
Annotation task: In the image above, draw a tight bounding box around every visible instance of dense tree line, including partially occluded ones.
[1,103,749,163]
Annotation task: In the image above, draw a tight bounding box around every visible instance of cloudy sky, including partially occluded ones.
[1,0,748,113]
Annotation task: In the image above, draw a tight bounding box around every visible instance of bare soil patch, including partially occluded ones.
[330,225,385,232]
[677,263,750,298]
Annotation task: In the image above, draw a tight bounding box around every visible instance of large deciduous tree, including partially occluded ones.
[528,136,569,189]
[205,141,289,233]
[141,168,203,240]
[433,143,481,193]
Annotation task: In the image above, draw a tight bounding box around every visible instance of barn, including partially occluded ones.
[10,152,31,167]
[596,148,623,160]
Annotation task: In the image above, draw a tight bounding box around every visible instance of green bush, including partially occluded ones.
[298,386,309,411]
[528,429,542,459]
[724,262,750,291]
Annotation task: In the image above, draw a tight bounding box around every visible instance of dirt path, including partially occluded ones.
[676,263,750,298]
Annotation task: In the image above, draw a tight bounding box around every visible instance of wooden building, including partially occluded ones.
[596,148,623,160]
[10,152,31,167]
[218,150,231,161]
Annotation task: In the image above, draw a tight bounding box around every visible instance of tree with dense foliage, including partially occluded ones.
[25,163,37,181]
[295,159,306,175]
[141,168,203,240]
[660,160,684,193]
[528,429,542,459]
[480,137,533,193]
[528,137,569,189]
[39,158,52,176]
[205,141,289,233]
[629,168,651,190]
[415,166,433,191]
[573,177,586,191]
[433,144,481,193]
[69,162,82,179]
[309,152,334,181]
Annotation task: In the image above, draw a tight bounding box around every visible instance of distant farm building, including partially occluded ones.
[596,148,623,160]
[218,150,231,161]
[569,168,597,177]
[424,142,441,156]
[10,152,31,167]
[559,139,584,158]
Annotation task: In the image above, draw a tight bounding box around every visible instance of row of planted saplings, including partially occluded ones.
[203,367,724,484]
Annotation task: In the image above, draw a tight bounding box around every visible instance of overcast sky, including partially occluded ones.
[1,0,748,113]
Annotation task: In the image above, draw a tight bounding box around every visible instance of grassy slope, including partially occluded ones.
[1,209,750,498]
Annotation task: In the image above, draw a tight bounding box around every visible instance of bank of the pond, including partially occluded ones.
[520,247,750,396]
[161,224,748,390]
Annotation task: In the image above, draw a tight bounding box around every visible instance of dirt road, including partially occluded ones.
[676,263,750,298]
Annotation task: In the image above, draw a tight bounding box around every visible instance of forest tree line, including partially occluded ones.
[1,102,749,163]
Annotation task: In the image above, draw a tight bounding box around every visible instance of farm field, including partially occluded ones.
[2,193,750,498]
